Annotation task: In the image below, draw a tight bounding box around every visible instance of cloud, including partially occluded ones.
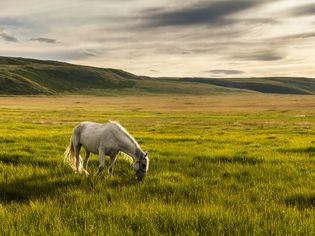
[234,50,284,61]
[142,1,264,27]
[30,37,58,44]
[289,3,315,16]
[0,17,26,27]
[0,0,315,78]
[0,32,18,42]
[271,32,315,42]
[207,69,245,75]
[50,50,98,60]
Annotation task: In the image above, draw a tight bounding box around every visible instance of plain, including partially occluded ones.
[0,95,314,235]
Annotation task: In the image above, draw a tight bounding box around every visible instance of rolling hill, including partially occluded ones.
[1,56,315,95]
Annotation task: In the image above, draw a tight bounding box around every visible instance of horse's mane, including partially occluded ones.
[109,120,140,148]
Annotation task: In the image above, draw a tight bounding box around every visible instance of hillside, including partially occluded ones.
[1,56,315,95]
[178,77,315,95]
[0,56,139,95]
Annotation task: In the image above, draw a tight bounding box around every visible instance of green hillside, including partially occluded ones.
[179,77,315,95]
[1,56,315,95]
[0,56,139,95]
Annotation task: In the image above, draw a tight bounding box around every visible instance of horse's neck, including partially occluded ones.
[119,133,141,161]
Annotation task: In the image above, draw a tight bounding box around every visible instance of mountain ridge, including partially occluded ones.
[1,56,315,95]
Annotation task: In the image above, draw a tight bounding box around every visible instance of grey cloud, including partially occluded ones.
[30,37,58,44]
[142,1,264,27]
[207,69,245,75]
[238,18,279,25]
[235,51,284,61]
[0,49,99,62]
[271,32,315,42]
[0,17,26,27]
[289,3,315,16]
[35,50,98,61]
[58,50,98,60]
[83,49,103,57]
[0,32,18,42]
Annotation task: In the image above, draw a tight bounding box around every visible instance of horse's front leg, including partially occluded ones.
[108,152,118,176]
[95,149,105,176]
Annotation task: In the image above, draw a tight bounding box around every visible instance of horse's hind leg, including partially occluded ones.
[72,141,82,173]
[83,149,90,172]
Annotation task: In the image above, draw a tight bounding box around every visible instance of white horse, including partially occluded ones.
[64,121,149,180]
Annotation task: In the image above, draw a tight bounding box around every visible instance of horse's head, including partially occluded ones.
[134,151,149,181]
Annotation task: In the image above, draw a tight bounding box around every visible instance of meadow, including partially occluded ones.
[0,95,314,235]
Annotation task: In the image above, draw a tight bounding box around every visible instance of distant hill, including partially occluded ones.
[1,56,315,95]
[179,77,315,95]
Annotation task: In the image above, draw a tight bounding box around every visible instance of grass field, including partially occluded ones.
[0,95,314,235]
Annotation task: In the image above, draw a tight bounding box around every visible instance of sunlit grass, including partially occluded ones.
[0,95,314,235]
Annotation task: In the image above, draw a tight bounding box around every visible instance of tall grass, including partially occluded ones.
[0,96,314,235]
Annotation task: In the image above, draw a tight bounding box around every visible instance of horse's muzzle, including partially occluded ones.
[136,173,147,181]
[136,176,143,181]
[135,169,147,181]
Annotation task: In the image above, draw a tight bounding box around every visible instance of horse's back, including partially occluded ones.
[76,121,116,134]
[73,121,118,153]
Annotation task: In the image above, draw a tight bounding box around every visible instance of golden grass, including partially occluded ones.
[1,94,315,113]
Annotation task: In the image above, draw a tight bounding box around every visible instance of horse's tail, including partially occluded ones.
[64,135,83,173]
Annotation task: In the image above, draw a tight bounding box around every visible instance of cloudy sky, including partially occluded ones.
[1,0,315,77]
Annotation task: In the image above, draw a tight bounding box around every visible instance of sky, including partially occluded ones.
[1,0,315,78]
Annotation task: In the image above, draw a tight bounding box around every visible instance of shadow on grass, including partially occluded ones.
[0,137,16,143]
[0,172,139,204]
[285,193,315,209]
[0,153,60,168]
[193,154,263,165]
[0,175,82,203]
[278,146,315,155]
[0,158,139,204]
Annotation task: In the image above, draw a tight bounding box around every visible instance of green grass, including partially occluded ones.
[0,95,314,235]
